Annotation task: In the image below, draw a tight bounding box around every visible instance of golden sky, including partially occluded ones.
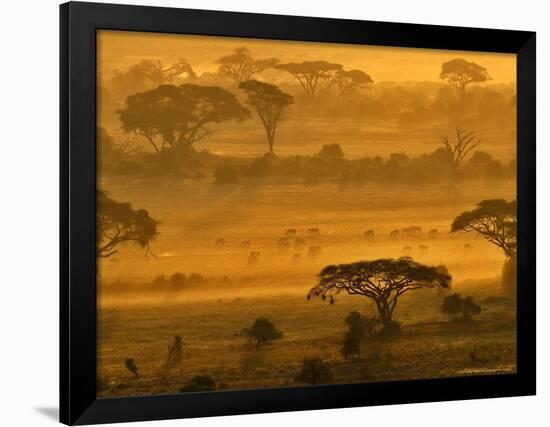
[98,30,516,84]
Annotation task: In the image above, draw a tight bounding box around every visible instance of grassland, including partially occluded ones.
[97,282,516,397]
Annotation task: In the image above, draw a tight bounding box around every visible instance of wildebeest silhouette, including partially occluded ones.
[241,240,252,249]
[401,226,422,238]
[402,245,412,255]
[389,229,400,240]
[215,238,225,248]
[285,228,297,238]
[291,253,301,264]
[428,229,438,239]
[308,246,322,258]
[248,251,260,266]
[278,237,290,252]
[294,237,307,250]
[364,229,375,240]
[419,244,428,254]
[463,243,473,253]
[307,228,320,238]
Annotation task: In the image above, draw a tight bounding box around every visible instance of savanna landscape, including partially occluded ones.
[96,30,517,397]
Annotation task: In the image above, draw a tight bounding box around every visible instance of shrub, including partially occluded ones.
[341,311,380,359]
[214,164,239,184]
[170,272,186,288]
[241,317,283,350]
[165,335,184,369]
[179,375,216,393]
[295,357,333,385]
[340,334,361,360]
[124,358,139,378]
[441,293,482,321]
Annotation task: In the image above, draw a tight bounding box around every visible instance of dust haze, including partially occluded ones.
[96,30,517,397]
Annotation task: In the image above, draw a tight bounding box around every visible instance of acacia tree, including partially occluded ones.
[118,84,250,154]
[97,190,158,258]
[332,69,373,100]
[239,80,293,153]
[451,199,516,258]
[215,47,279,83]
[442,127,481,177]
[439,58,491,94]
[110,58,196,95]
[275,61,342,98]
[308,258,451,330]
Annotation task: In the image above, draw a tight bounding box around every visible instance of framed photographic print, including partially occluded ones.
[60,1,536,425]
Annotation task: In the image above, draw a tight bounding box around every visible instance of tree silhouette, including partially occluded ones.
[332,69,373,100]
[118,84,250,154]
[308,258,451,330]
[451,199,516,258]
[239,80,294,153]
[440,58,491,94]
[97,190,158,258]
[442,127,481,177]
[295,357,333,385]
[241,317,283,350]
[110,58,196,95]
[276,61,342,98]
[215,47,279,83]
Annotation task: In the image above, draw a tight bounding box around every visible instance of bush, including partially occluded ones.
[179,375,216,393]
[214,164,239,184]
[441,293,482,321]
[170,272,186,288]
[340,334,361,360]
[341,311,380,359]
[241,317,283,350]
[295,357,333,385]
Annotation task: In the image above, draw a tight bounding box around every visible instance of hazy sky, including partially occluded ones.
[98,30,516,84]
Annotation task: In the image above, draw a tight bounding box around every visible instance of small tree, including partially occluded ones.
[165,335,184,368]
[332,69,373,100]
[241,317,283,350]
[216,47,279,83]
[441,127,481,178]
[124,358,139,378]
[295,357,333,385]
[441,293,482,321]
[276,61,342,98]
[341,311,379,359]
[239,80,293,153]
[170,273,186,288]
[341,333,361,360]
[308,258,451,332]
[97,190,158,259]
[439,58,491,94]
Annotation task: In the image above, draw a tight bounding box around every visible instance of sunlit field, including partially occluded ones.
[96,30,517,397]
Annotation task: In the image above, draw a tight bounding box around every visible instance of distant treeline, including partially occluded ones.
[99,129,514,185]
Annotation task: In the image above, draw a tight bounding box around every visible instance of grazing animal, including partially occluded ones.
[401,226,422,238]
[428,229,438,239]
[419,244,428,255]
[241,240,252,249]
[285,228,297,238]
[389,229,400,240]
[294,237,307,250]
[364,229,375,240]
[463,243,473,253]
[248,251,260,266]
[278,238,290,252]
[215,238,225,248]
[402,245,412,255]
[307,228,320,238]
[292,253,301,264]
[308,246,322,258]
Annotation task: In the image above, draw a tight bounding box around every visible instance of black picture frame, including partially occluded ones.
[60,1,536,425]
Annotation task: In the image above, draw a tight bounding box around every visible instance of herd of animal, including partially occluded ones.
[213,226,474,266]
